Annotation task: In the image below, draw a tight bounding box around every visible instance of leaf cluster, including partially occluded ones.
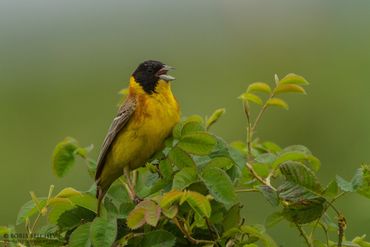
[3,74,370,247]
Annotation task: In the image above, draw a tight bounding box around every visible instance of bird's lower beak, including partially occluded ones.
[157,65,175,81]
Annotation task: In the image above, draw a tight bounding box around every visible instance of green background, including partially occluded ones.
[1,0,370,245]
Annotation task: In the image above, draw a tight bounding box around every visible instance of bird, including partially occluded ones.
[95,60,180,215]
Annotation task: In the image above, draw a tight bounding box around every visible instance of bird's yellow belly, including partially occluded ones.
[103,95,179,181]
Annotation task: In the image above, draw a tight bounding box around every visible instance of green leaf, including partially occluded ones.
[69,223,91,247]
[347,165,370,199]
[266,98,289,110]
[177,132,217,155]
[265,212,284,228]
[57,206,96,231]
[69,193,98,213]
[160,191,184,208]
[239,92,263,105]
[223,204,241,231]
[162,205,178,219]
[118,203,135,219]
[202,156,235,171]
[141,230,176,247]
[183,191,211,218]
[127,207,146,229]
[52,137,79,177]
[282,200,325,224]
[247,82,272,94]
[352,235,370,247]
[172,115,204,139]
[201,167,237,208]
[279,73,309,85]
[159,159,173,180]
[279,162,321,193]
[278,162,325,224]
[139,200,161,227]
[182,121,205,136]
[48,201,75,224]
[272,151,320,171]
[275,84,306,95]
[90,217,117,247]
[172,167,197,190]
[258,185,279,207]
[55,187,81,198]
[336,175,354,192]
[16,199,47,225]
[206,108,226,130]
[168,146,195,169]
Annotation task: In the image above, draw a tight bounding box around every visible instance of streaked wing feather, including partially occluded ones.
[95,96,136,181]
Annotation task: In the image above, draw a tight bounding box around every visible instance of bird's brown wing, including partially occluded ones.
[95,96,136,182]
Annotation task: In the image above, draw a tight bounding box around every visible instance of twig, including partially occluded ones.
[173,217,215,245]
[235,188,259,193]
[296,224,313,247]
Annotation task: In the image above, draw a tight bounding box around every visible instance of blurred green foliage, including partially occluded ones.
[1,0,370,245]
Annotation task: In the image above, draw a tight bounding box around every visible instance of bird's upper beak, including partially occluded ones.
[156,65,175,81]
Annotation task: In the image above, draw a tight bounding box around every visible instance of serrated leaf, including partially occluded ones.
[52,137,79,177]
[183,191,211,218]
[356,165,370,198]
[172,167,197,190]
[278,162,325,224]
[258,185,279,206]
[90,217,117,247]
[206,108,226,130]
[203,156,235,171]
[177,132,217,155]
[127,207,146,229]
[55,187,81,198]
[201,167,237,208]
[160,190,184,208]
[265,212,284,228]
[239,92,263,105]
[168,146,195,169]
[247,82,272,94]
[16,199,47,225]
[272,151,320,171]
[275,84,306,95]
[279,162,321,192]
[336,175,354,192]
[282,200,325,224]
[162,205,178,219]
[266,98,289,110]
[141,230,176,247]
[69,223,91,247]
[279,73,309,85]
[137,200,161,227]
[57,206,96,231]
[69,193,98,213]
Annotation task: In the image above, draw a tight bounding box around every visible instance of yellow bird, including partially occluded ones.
[95,60,180,215]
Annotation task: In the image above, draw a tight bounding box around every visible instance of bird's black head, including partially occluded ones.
[132,60,175,94]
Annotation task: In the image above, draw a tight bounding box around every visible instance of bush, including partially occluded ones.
[2,73,370,247]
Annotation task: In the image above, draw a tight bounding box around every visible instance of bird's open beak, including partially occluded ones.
[157,65,175,81]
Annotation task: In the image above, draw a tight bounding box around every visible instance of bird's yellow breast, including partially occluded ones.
[102,78,180,182]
